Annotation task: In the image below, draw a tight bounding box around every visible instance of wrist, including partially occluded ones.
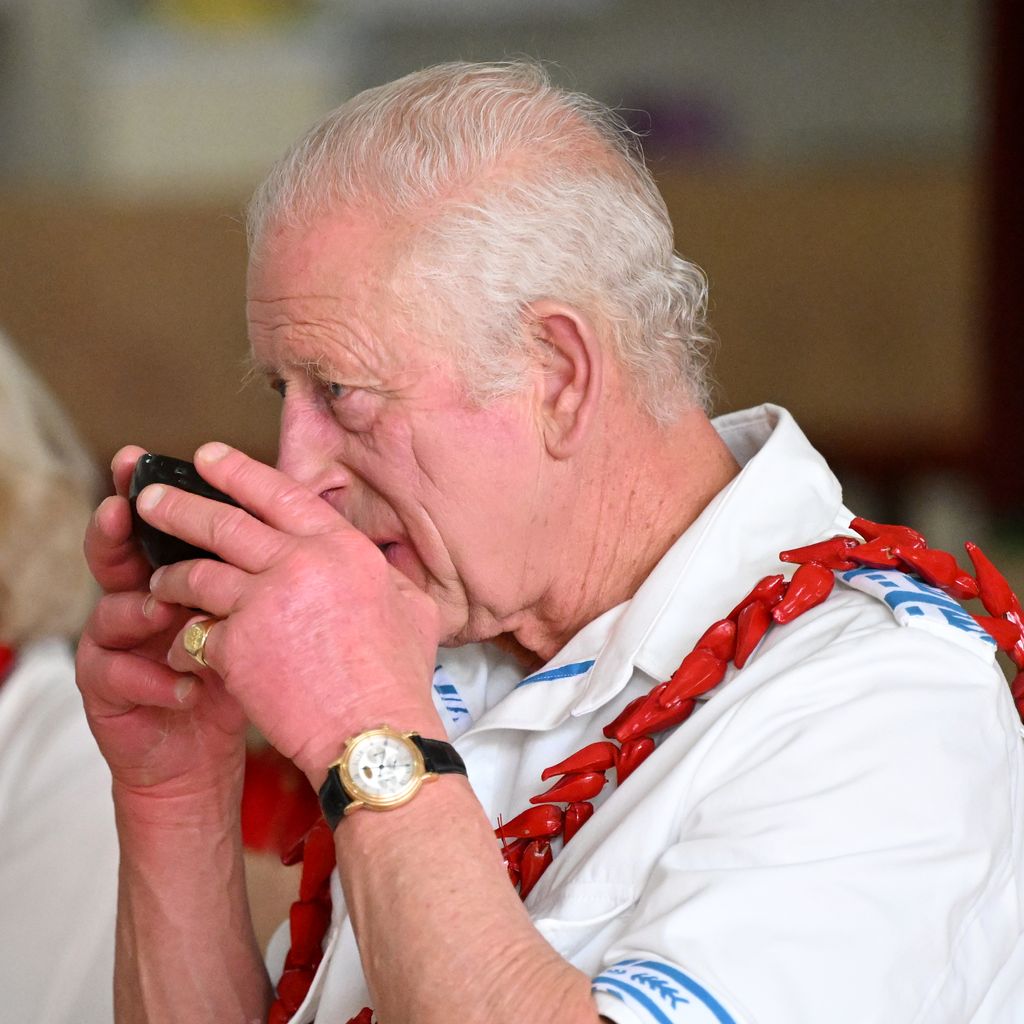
[297,706,447,788]
[317,726,467,828]
[112,756,246,833]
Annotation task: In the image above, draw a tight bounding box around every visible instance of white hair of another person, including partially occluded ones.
[0,333,98,646]
[246,60,714,421]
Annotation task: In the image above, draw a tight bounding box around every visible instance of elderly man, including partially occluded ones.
[77,62,1024,1024]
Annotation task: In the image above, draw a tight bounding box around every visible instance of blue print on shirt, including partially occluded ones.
[630,973,688,1009]
[840,568,995,646]
[515,659,595,688]
[432,665,470,724]
[593,959,736,1024]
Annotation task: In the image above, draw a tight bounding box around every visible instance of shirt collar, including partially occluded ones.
[463,404,849,735]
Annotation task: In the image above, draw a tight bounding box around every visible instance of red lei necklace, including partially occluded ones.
[0,645,15,689]
[269,517,1024,1024]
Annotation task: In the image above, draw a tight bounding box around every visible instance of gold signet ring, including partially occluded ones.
[183,618,220,668]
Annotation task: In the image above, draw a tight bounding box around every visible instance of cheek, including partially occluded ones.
[457,413,541,515]
[367,396,541,575]
[431,398,536,480]
[424,412,543,565]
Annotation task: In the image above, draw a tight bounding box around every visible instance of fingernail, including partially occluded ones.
[136,484,166,512]
[196,442,230,463]
[142,593,157,618]
[175,676,196,703]
[149,566,165,589]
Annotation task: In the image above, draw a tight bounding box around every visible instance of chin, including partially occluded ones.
[438,611,508,654]
[436,616,479,650]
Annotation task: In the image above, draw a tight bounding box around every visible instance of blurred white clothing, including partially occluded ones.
[0,638,117,1023]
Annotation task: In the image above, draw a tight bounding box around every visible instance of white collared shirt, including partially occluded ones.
[276,404,1024,1024]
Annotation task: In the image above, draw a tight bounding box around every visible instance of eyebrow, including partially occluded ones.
[244,351,346,384]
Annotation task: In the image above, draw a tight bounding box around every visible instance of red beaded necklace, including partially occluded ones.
[269,517,1024,1024]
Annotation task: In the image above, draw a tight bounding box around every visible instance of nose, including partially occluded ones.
[275,399,352,499]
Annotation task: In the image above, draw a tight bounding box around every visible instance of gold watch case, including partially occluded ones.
[334,725,438,815]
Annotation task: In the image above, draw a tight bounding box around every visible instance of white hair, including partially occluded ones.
[247,60,713,421]
[0,332,98,646]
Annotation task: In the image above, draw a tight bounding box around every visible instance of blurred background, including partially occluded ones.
[1,0,1020,553]
[1,0,1021,955]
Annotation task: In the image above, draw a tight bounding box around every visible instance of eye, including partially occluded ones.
[268,376,287,398]
[326,381,351,401]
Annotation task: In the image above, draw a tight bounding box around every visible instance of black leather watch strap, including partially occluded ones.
[318,767,352,830]
[318,732,466,830]
[411,735,467,777]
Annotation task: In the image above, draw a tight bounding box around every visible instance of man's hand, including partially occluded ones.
[77,446,273,1023]
[137,442,444,784]
[76,445,248,798]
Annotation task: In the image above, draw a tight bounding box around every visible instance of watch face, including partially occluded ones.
[341,729,425,809]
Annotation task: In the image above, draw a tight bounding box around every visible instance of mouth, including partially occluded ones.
[373,538,428,592]
[363,526,407,570]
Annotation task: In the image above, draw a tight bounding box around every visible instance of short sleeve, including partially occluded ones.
[594,958,739,1023]
[590,626,1021,1024]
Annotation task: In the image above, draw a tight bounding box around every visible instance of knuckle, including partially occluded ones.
[83,522,113,570]
[206,506,246,553]
[74,635,96,674]
[91,595,120,639]
[217,623,238,670]
[75,641,112,699]
[275,480,310,514]
[184,559,209,593]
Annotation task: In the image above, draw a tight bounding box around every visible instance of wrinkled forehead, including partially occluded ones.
[247,206,405,307]
[245,299,449,394]
[245,209,446,373]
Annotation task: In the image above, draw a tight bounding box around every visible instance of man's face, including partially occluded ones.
[246,210,552,647]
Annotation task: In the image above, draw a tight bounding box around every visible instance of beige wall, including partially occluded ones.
[658,165,981,452]
[0,193,279,471]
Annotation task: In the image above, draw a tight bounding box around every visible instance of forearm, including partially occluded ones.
[335,777,601,1024]
[113,781,273,1024]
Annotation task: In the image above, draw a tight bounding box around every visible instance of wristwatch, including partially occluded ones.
[317,725,468,828]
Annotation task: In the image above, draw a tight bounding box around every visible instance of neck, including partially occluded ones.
[510,408,740,665]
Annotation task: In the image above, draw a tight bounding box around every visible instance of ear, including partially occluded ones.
[523,299,603,459]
